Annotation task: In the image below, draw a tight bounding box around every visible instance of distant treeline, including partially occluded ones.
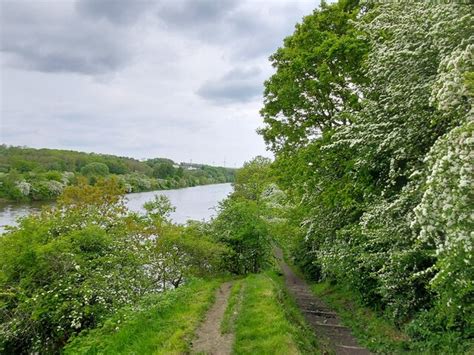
[0,145,235,201]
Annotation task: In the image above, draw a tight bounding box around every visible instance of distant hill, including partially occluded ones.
[0,145,236,201]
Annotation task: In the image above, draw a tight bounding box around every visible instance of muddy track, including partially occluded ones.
[191,281,234,355]
[275,247,370,355]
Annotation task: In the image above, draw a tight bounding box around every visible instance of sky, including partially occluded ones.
[0,0,318,167]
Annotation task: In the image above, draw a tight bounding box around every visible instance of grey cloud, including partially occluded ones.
[76,0,153,25]
[154,0,253,49]
[223,67,261,80]
[197,67,263,104]
[156,0,237,27]
[226,4,310,60]
[154,0,310,60]
[0,1,132,74]
[2,39,128,75]
[0,0,312,75]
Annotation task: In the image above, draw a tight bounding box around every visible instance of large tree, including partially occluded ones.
[259,0,368,154]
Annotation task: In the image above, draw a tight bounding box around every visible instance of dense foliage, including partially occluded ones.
[259,0,368,153]
[0,179,226,353]
[0,145,235,201]
[260,0,473,351]
[211,157,275,275]
[1,1,472,353]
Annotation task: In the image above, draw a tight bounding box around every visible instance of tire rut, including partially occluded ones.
[191,281,234,355]
[275,247,370,355]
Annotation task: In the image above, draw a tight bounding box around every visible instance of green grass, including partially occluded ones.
[311,281,411,354]
[64,278,221,355]
[221,279,244,334]
[232,271,319,355]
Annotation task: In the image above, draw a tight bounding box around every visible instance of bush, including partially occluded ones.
[213,199,271,275]
[0,180,151,353]
[30,180,64,200]
[44,170,63,182]
[0,179,229,353]
[150,224,227,289]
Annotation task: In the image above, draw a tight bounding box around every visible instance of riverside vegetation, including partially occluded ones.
[0,145,235,202]
[1,1,473,354]
[257,0,472,352]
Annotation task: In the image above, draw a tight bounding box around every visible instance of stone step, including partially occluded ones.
[336,344,367,350]
[302,309,337,317]
[293,292,315,300]
[336,344,371,354]
[313,322,348,329]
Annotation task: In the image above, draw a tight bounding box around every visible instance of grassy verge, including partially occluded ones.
[311,281,411,354]
[232,271,319,354]
[269,270,322,354]
[64,278,221,355]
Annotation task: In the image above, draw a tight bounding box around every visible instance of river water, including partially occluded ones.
[0,183,233,234]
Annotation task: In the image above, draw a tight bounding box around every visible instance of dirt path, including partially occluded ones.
[275,247,370,355]
[191,282,234,355]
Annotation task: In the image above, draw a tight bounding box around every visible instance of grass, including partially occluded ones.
[220,279,244,334]
[310,281,411,354]
[269,270,323,354]
[64,278,221,355]
[232,271,320,354]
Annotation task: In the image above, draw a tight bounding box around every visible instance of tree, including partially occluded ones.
[213,199,270,275]
[80,162,109,177]
[152,162,175,179]
[233,156,273,202]
[259,0,368,154]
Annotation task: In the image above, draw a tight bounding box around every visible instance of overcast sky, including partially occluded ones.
[0,0,317,167]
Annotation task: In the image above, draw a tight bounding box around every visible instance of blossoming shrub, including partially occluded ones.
[413,121,473,331]
[0,180,149,353]
[30,180,65,200]
[259,1,473,351]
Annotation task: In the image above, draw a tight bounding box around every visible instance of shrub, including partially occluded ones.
[213,199,271,275]
[0,180,150,353]
[30,180,64,200]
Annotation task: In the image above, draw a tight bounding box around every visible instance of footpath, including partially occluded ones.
[275,247,370,355]
[190,250,370,354]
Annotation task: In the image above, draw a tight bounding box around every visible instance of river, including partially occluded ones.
[0,183,233,234]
